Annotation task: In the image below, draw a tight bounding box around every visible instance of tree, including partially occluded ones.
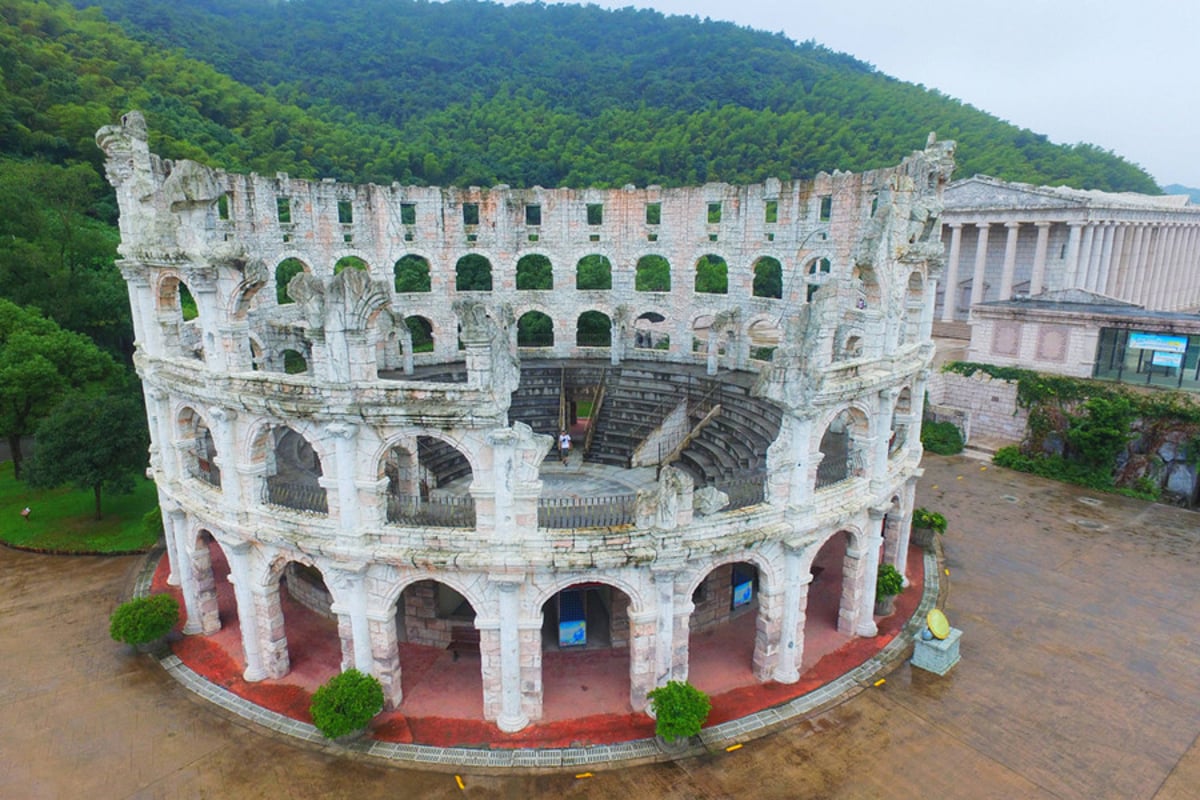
[25,391,149,520]
[0,299,120,478]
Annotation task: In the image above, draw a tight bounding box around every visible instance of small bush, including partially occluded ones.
[920,420,964,455]
[876,563,904,598]
[109,593,179,646]
[912,507,947,534]
[647,680,711,742]
[310,669,385,739]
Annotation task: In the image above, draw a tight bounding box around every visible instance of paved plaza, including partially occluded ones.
[1,454,1198,798]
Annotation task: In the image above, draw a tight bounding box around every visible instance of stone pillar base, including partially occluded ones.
[912,628,962,676]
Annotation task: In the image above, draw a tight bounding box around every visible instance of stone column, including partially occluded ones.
[1103,224,1128,297]
[494,579,529,732]
[208,407,240,509]
[609,317,622,366]
[651,569,678,687]
[327,422,360,533]
[998,222,1021,301]
[1029,222,1052,296]
[164,509,194,616]
[224,543,270,681]
[1136,226,1160,306]
[767,414,814,507]
[854,509,886,637]
[628,608,657,711]
[940,223,963,321]
[1062,221,1084,288]
[671,598,694,683]
[1093,223,1116,294]
[1076,222,1098,291]
[147,387,177,482]
[706,328,719,376]
[1185,227,1200,307]
[328,565,373,673]
[893,478,918,584]
[871,388,898,492]
[771,544,811,684]
[1116,224,1144,301]
[920,276,937,342]
[968,223,990,307]
[1150,225,1178,310]
[367,612,403,709]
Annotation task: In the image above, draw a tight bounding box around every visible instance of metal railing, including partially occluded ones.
[386,494,476,528]
[188,460,221,489]
[710,472,766,510]
[538,494,636,529]
[264,478,328,514]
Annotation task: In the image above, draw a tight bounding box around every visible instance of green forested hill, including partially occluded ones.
[0,0,1163,453]
[68,0,1157,193]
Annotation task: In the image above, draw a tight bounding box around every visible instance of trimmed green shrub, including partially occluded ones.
[310,669,385,739]
[109,593,179,646]
[920,420,964,455]
[876,563,904,598]
[912,507,947,534]
[647,680,711,743]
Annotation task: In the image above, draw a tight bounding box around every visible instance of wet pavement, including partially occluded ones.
[2,454,1199,799]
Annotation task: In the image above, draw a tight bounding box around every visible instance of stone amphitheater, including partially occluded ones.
[97,112,953,733]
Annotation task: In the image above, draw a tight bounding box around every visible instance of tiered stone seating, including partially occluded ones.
[508,365,563,436]
[417,437,472,486]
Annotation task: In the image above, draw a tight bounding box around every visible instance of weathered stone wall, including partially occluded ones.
[926,370,1027,445]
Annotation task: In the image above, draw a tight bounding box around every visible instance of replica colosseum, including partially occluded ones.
[97,111,954,733]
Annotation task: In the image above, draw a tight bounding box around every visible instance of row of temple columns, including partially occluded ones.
[940,220,1200,320]
[159,488,916,732]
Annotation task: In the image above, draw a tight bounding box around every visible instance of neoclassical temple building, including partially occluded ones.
[98,112,952,732]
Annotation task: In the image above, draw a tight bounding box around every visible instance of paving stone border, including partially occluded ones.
[135,547,941,770]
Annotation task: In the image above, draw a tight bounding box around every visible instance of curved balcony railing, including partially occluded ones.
[264,478,328,514]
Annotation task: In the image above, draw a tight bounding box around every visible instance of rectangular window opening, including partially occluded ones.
[819,195,832,222]
[764,200,778,224]
[707,202,722,224]
[646,202,661,225]
[337,199,353,225]
[586,203,603,226]
[217,193,230,221]
[463,203,479,226]
[276,197,291,224]
[400,202,416,225]
[525,204,541,226]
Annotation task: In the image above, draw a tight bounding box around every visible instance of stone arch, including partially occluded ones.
[393,254,431,293]
[333,254,370,275]
[815,405,872,489]
[682,549,778,601]
[836,327,866,361]
[455,254,493,291]
[517,310,554,348]
[531,573,648,616]
[380,572,490,622]
[516,254,554,291]
[274,257,309,305]
[403,315,435,354]
[575,254,612,291]
[576,309,612,347]
[155,272,204,361]
[695,254,728,294]
[803,526,868,639]
[175,404,220,487]
[851,263,882,308]
[890,386,914,458]
[227,260,269,320]
[245,421,331,515]
[635,254,671,292]
[261,552,341,682]
[746,316,782,362]
[633,311,670,351]
[752,256,783,299]
[281,348,308,374]
[371,429,480,494]
[903,270,925,344]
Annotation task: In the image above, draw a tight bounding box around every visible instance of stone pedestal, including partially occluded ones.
[912,627,962,676]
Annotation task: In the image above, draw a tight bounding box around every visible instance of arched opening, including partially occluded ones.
[633,311,669,351]
[517,310,554,348]
[576,310,611,347]
[691,314,725,355]
[382,436,475,528]
[333,255,369,274]
[404,316,434,354]
[816,408,869,489]
[393,255,431,293]
[747,318,782,362]
[807,257,832,277]
[516,254,553,290]
[576,254,612,291]
[695,254,728,294]
[804,531,855,664]
[159,275,204,361]
[393,581,483,718]
[635,255,671,292]
[275,258,307,305]
[540,583,633,718]
[890,388,912,458]
[837,333,864,361]
[455,254,493,291]
[686,562,761,694]
[903,271,924,344]
[178,407,220,488]
[273,559,341,685]
[752,257,783,299]
[261,426,327,514]
[282,348,308,374]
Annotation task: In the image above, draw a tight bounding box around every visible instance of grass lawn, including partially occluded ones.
[0,461,160,553]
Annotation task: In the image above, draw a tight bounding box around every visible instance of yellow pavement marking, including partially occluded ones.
[725,744,743,752]
[873,678,886,687]
[455,775,465,790]
[931,484,938,489]
[575,772,594,779]
[944,568,950,576]
[980,466,987,471]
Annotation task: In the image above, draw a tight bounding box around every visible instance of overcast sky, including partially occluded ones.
[501,0,1199,190]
